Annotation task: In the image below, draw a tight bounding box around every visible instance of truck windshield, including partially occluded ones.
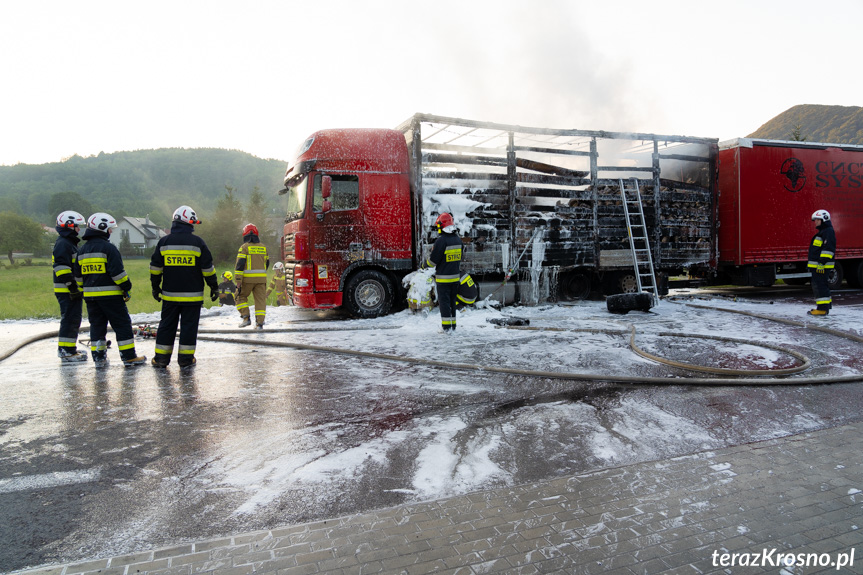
[284,174,308,223]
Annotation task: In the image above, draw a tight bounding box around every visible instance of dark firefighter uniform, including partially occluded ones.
[150,220,219,367]
[235,234,269,327]
[53,226,84,357]
[808,219,836,312]
[455,273,478,310]
[267,269,288,306]
[218,278,237,306]
[74,229,142,364]
[423,231,464,331]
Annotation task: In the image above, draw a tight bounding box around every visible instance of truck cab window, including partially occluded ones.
[313,174,359,212]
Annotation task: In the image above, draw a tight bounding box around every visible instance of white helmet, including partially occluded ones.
[173,205,201,225]
[273,261,284,270]
[811,209,831,222]
[56,210,86,229]
[87,212,117,232]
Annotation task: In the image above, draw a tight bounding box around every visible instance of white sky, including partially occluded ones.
[1,0,860,166]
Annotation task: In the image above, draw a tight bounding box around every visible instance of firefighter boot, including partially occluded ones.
[151,355,170,368]
[255,322,264,330]
[91,350,108,367]
[238,316,252,328]
[58,348,88,362]
[807,309,829,316]
[178,355,196,369]
[121,352,147,367]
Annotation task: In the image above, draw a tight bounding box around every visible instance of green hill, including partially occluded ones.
[0,148,287,227]
[748,104,863,145]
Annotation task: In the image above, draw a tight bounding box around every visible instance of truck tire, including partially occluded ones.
[827,264,844,290]
[344,269,394,318]
[559,271,591,301]
[606,292,654,315]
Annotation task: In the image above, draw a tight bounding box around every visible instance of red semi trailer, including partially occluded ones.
[715,138,863,289]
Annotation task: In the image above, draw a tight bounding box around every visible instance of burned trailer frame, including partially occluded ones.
[397,114,718,302]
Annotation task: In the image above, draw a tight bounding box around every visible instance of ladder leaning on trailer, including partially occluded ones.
[619,177,658,306]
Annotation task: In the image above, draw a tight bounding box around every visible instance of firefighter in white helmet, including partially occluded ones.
[807,209,836,316]
[149,205,219,368]
[53,210,88,362]
[74,213,146,366]
[267,261,288,307]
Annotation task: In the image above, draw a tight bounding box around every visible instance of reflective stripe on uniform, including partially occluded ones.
[808,261,820,268]
[58,337,78,348]
[255,310,266,317]
[821,251,834,259]
[236,302,250,310]
[112,272,129,284]
[161,290,204,302]
[91,340,108,351]
[83,286,124,296]
[436,274,460,283]
[441,316,456,326]
[178,345,196,355]
[457,294,476,304]
[150,265,164,275]
[816,297,833,305]
[161,246,202,256]
[117,338,135,351]
[155,344,173,355]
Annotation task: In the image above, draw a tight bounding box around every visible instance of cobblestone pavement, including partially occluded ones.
[11,423,863,575]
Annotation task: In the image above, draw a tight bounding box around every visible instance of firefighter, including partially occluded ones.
[455,272,478,311]
[150,205,219,368]
[267,262,288,307]
[808,209,837,316]
[74,213,146,366]
[235,223,269,328]
[422,213,463,332]
[218,271,237,306]
[53,210,88,362]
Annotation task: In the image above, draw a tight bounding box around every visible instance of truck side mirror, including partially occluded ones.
[322,175,332,199]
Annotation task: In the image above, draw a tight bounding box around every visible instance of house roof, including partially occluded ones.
[121,216,166,240]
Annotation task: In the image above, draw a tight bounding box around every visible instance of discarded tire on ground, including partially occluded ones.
[607,292,654,315]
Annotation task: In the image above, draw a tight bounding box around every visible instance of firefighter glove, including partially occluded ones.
[122,291,131,302]
[210,287,218,301]
[152,287,162,302]
[69,290,83,302]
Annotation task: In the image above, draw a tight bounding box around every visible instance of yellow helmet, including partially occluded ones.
[222,271,233,281]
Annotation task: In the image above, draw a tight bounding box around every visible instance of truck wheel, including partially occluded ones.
[559,271,591,301]
[344,269,394,318]
[606,292,654,315]
[618,272,638,293]
[827,264,844,290]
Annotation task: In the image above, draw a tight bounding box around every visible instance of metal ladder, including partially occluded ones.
[619,177,658,304]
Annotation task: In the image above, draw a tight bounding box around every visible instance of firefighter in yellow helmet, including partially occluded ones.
[267,262,288,307]
[235,223,269,328]
[218,271,237,306]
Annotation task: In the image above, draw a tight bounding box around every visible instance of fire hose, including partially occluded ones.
[2,302,861,386]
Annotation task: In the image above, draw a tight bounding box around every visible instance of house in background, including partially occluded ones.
[111,216,166,254]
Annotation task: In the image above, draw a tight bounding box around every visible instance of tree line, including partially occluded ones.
[0,148,288,265]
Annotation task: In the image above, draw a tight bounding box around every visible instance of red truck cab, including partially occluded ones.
[279,129,413,316]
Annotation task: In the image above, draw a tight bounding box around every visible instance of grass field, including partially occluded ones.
[0,258,241,320]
